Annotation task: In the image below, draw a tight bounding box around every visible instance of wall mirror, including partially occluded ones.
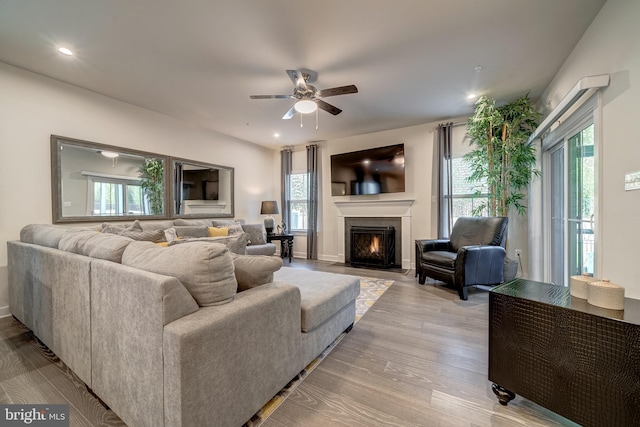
[51,135,169,223]
[170,157,234,218]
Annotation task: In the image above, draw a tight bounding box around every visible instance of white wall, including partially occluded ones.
[310,120,529,269]
[0,62,277,316]
[538,0,640,298]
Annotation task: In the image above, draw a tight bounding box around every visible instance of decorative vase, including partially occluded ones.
[503,257,518,282]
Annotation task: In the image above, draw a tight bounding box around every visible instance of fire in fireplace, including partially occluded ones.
[350,225,396,269]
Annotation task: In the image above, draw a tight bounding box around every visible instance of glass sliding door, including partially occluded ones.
[568,124,595,279]
[546,123,595,286]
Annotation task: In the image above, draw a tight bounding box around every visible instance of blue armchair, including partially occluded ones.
[416,216,508,300]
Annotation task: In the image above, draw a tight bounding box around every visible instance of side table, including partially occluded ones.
[489,278,640,426]
[266,234,294,263]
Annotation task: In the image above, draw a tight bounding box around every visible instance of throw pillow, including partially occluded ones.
[101,220,143,233]
[169,233,250,255]
[226,223,244,236]
[208,227,229,237]
[59,230,134,263]
[241,224,267,245]
[173,226,209,239]
[101,226,166,243]
[231,253,283,291]
[164,227,178,243]
[122,241,237,306]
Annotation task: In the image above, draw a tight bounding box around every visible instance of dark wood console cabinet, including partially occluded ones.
[489,279,640,427]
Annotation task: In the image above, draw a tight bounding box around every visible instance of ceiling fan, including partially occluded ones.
[250,69,358,120]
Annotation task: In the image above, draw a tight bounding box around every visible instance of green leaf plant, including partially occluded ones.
[140,158,164,215]
[464,93,541,217]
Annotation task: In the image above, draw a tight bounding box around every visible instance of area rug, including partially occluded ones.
[244,276,393,427]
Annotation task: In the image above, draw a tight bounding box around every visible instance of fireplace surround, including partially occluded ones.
[335,199,414,269]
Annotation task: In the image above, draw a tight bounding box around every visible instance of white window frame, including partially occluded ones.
[288,172,309,232]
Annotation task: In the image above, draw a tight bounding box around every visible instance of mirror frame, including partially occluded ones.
[169,156,235,219]
[51,135,170,223]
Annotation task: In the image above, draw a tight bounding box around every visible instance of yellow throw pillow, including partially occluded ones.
[155,242,169,247]
[208,227,229,237]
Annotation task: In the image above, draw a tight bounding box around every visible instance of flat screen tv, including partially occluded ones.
[330,144,405,196]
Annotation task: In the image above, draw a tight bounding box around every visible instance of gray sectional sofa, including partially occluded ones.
[7,221,360,427]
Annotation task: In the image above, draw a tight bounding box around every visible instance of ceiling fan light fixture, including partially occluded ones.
[294,99,317,114]
[100,151,119,158]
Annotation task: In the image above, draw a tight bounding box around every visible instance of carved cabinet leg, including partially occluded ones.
[492,383,515,406]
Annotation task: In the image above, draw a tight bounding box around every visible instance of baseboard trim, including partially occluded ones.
[0,305,11,319]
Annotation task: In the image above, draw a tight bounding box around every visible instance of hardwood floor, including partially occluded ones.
[264,260,578,427]
[0,260,577,426]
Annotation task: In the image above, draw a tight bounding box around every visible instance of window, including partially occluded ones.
[450,157,489,223]
[289,173,308,231]
[90,178,149,216]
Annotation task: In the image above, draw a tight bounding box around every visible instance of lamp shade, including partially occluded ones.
[260,201,279,215]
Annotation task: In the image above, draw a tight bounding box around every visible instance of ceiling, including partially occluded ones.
[0,0,606,148]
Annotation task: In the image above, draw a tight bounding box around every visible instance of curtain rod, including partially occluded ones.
[436,121,466,129]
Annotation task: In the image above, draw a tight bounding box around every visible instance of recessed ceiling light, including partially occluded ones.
[58,47,73,56]
[474,65,483,72]
[467,93,477,100]
[273,133,280,138]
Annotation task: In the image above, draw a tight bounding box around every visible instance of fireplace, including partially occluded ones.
[350,225,396,269]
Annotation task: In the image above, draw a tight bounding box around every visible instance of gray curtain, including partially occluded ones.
[280,148,293,234]
[437,123,453,238]
[306,144,318,260]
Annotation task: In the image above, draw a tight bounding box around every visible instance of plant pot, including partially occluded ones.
[503,257,518,282]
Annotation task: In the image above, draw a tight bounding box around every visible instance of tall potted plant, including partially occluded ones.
[464,93,541,279]
[140,158,164,215]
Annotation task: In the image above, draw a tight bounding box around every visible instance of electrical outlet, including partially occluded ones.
[515,249,522,258]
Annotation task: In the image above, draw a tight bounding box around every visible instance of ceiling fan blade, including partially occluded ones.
[286,69,309,92]
[250,95,293,99]
[319,85,358,97]
[316,99,342,115]
[282,106,296,120]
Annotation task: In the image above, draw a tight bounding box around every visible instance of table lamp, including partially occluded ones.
[260,201,279,235]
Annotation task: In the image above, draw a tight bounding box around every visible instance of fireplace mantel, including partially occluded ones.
[334,198,414,269]
[334,199,414,217]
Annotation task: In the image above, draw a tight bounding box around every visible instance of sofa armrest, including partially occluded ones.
[90,260,200,427]
[163,283,303,427]
[455,245,506,286]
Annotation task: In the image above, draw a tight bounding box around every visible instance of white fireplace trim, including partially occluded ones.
[335,199,414,269]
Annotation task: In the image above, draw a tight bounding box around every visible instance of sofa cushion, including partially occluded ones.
[122,241,237,306]
[273,268,360,332]
[59,230,134,263]
[173,218,212,227]
[231,254,283,291]
[242,223,267,245]
[168,233,250,255]
[421,250,457,269]
[211,219,246,226]
[245,243,277,256]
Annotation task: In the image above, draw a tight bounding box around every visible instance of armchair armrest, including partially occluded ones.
[416,239,452,253]
[455,245,506,286]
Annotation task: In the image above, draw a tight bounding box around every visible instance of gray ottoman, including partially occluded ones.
[273,268,360,365]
